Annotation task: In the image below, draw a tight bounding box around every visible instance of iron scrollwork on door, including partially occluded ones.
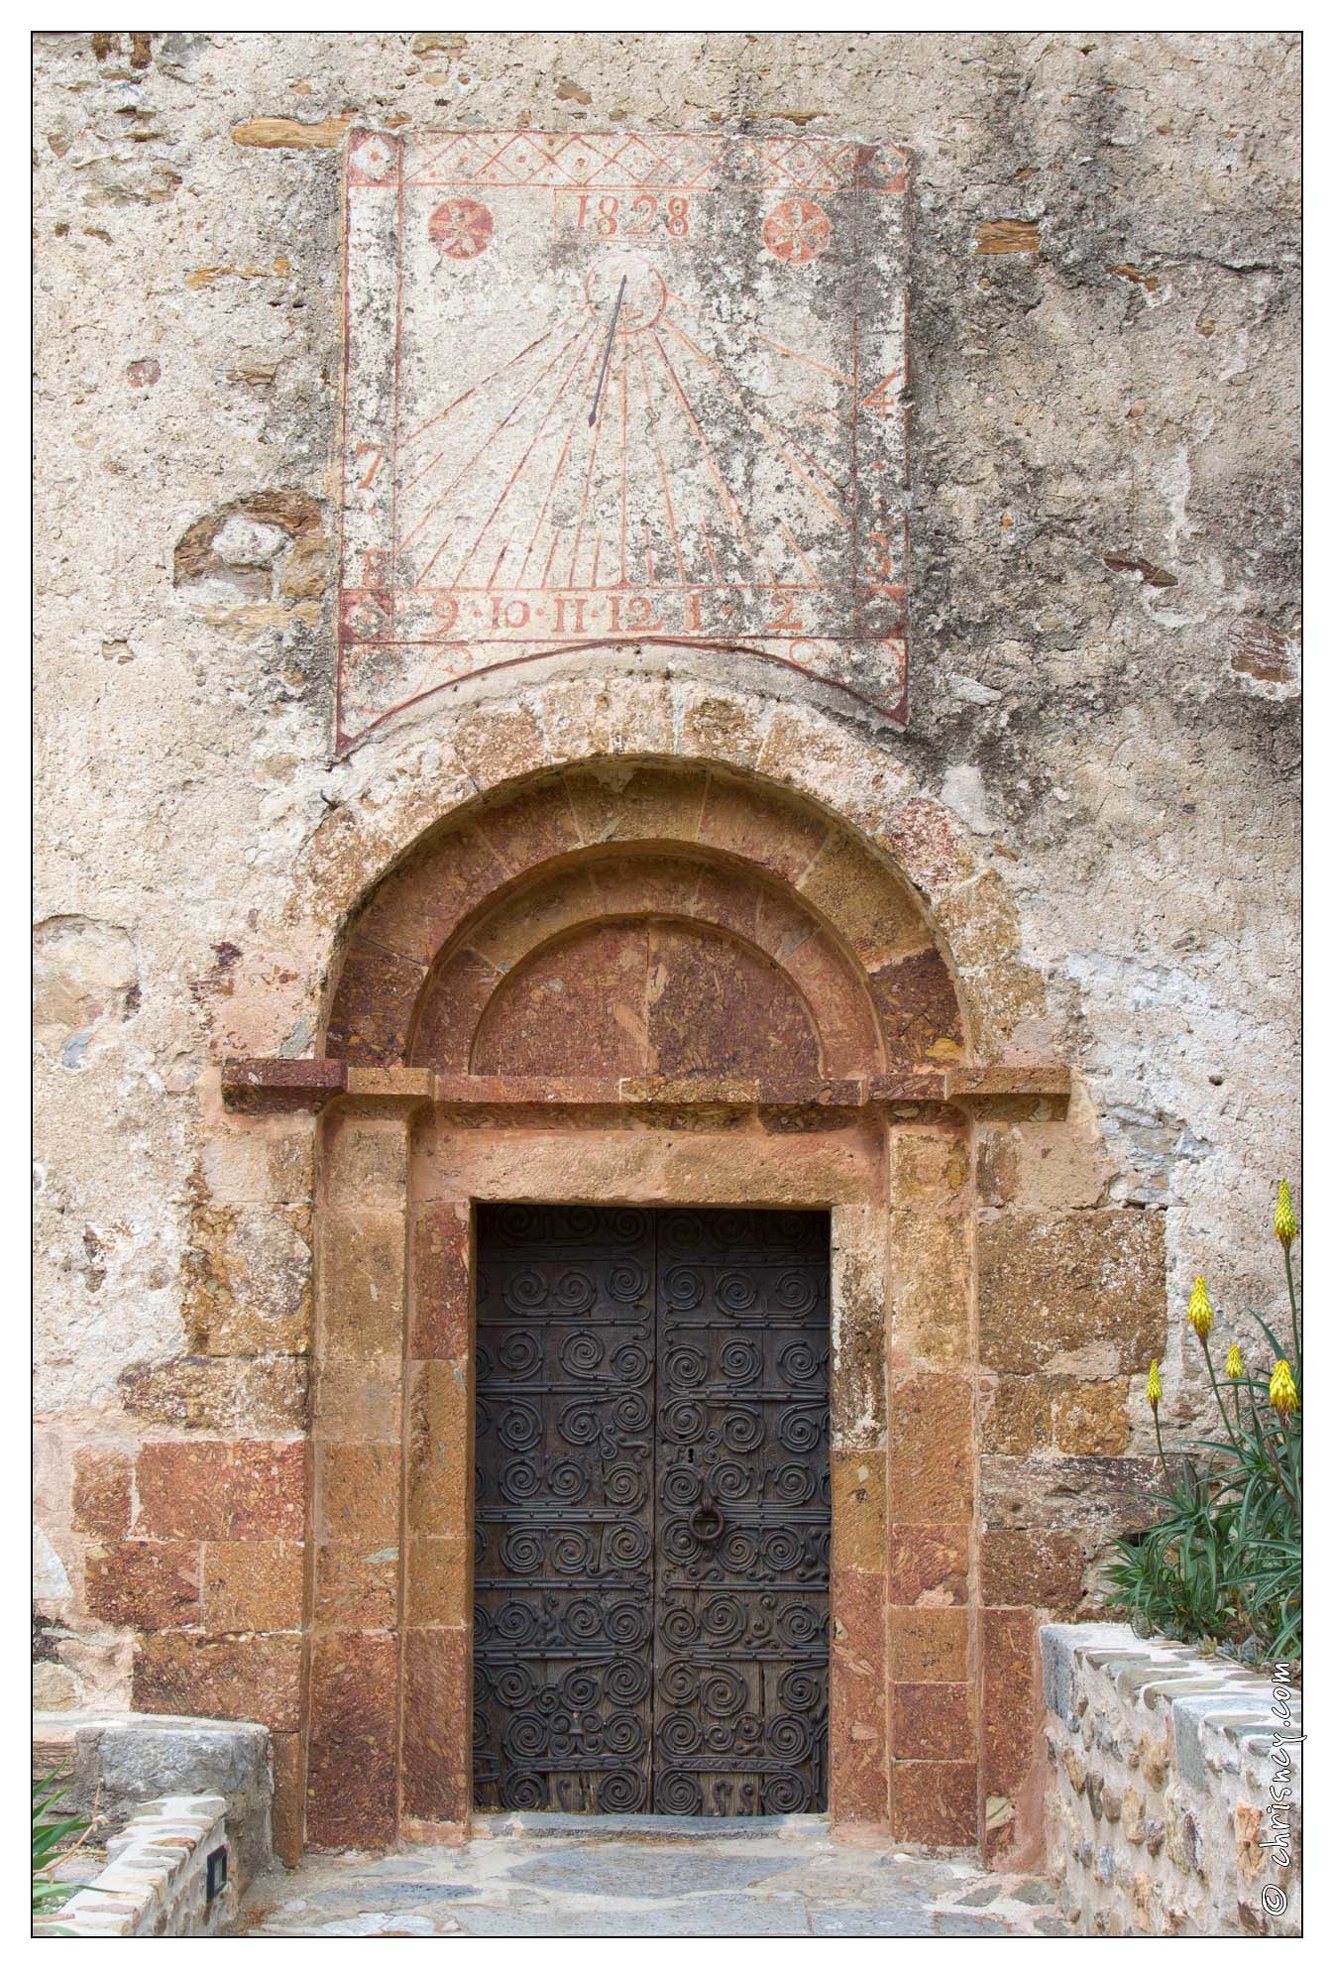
[474,1204,655,1813]
[653,1209,830,1816]
[473,1204,829,1816]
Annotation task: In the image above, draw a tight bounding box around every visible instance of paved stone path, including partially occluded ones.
[239,1814,1070,1937]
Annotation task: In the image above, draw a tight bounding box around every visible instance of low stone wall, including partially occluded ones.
[34,1711,272,1896]
[39,1795,235,1936]
[1042,1623,1301,1935]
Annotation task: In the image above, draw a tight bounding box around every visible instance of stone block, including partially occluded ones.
[406,1212,469,1338]
[891,1760,979,1846]
[829,1449,887,1573]
[697,772,827,883]
[323,947,427,1065]
[982,1455,1162,1534]
[890,1204,970,1367]
[982,1528,1085,1614]
[978,1209,1166,1373]
[401,1627,471,1824]
[407,1358,472,1534]
[407,1535,470,1627]
[202,1540,303,1632]
[306,1632,399,1849]
[867,949,964,1066]
[980,1375,1053,1454]
[322,1114,412,1207]
[982,1608,1037,1797]
[269,1730,303,1868]
[133,1634,302,1732]
[316,1441,401,1545]
[889,1524,969,1606]
[890,1608,970,1682]
[72,1450,133,1541]
[798,831,929,972]
[313,1354,402,1441]
[829,1569,888,1823]
[566,762,706,848]
[1053,1379,1131,1454]
[889,1373,973,1523]
[829,1215,887,1450]
[317,1212,406,1360]
[118,1356,308,1433]
[135,1440,307,1542]
[313,1542,400,1630]
[892,1682,975,1762]
[86,1541,201,1629]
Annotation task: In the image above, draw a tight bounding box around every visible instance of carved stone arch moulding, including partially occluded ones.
[218,679,1103,1864]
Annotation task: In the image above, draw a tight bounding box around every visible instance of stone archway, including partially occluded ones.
[218,678,1099,1864]
[261,747,1059,1855]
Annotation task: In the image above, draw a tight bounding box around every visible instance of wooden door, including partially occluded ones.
[472,1204,829,1816]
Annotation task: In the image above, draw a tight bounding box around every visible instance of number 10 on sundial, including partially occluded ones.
[338,130,910,750]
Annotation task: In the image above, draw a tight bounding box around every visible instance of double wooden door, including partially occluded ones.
[472,1204,831,1816]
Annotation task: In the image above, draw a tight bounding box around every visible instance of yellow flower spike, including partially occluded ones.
[1187,1276,1214,1344]
[1274,1180,1298,1248]
[1146,1360,1162,1409]
[1225,1343,1244,1381]
[1269,1359,1299,1420]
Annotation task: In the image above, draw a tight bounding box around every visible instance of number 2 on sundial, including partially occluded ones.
[338,131,910,749]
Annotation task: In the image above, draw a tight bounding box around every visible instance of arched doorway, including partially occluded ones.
[292,754,1008,1850]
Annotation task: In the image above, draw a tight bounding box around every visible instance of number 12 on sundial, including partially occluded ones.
[339,130,910,750]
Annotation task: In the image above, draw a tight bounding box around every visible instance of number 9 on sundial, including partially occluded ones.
[338,129,909,751]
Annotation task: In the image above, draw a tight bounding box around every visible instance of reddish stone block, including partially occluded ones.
[697,773,828,883]
[891,1761,979,1847]
[401,1628,471,1824]
[85,1541,200,1629]
[202,1541,304,1633]
[889,1608,970,1682]
[890,1374,973,1524]
[317,1442,401,1546]
[306,1632,399,1849]
[829,1569,888,1824]
[406,1537,469,1628]
[981,1607,1038,1799]
[889,1525,969,1606]
[1052,1378,1131,1454]
[313,1543,400,1631]
[407,1358,471,1536]
[410,1202,471,1360]
[72,1450,132,1541]
[412,948,503,1072]
[133,1633,302,1731]
[479,780,581,873]
[324,945,427,1066]
[135,1440,307,1542]
[981,1529,1085,1615]
[352,820,505,967]
[118,1355,308,1433]
[270,1730,304,1867]
[471,923,646,1077]
[892,1683,976,1763]
[647,923,821,1080]
[867,948,964,1065]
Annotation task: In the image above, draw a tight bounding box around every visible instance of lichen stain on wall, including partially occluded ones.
[34,30,1298,1713]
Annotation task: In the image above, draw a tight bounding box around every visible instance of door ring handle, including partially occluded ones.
[689,1501,726,1543]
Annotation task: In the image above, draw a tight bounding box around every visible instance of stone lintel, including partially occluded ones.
[220,1059,1069,1113]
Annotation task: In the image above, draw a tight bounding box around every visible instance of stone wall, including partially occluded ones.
[34,30,1298,1858]
[1042,1623,1301,1935]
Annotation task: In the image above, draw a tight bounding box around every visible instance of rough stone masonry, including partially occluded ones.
[34,30,1298,1862]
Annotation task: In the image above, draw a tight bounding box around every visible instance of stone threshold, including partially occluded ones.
[470,1810,831,1842]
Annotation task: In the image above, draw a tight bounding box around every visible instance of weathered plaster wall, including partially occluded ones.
[35,24,1298,1827]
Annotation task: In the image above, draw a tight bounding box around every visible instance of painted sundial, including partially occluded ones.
[338,129,910,750]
